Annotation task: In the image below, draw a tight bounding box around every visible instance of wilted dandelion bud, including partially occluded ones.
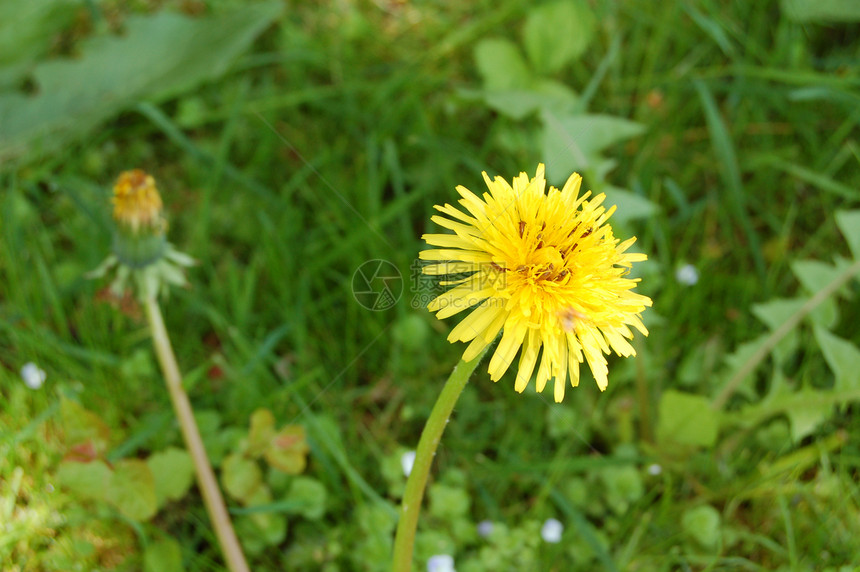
[88,169,195,301]
[111,169,167,268]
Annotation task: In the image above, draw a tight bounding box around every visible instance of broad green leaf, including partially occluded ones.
[781,0,860,21]
[814,327,860,393]
[106,459,158,521]
[541,111,645,180]
[682,505,721,549]
[0,0,80,88]
[55,460,112,502]
[221,453,263,503]
[285,476,327,520]
[602,185,659,223]
[147,447,194,506]
[473,38,531,91]
[0,2,283,161]
[656,390,718,447]
[144,538,184,572]
[835,210,860,260]
[523,0,595,75]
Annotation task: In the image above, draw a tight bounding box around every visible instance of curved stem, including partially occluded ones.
[145,296,250,572]
[711,257,860,410]
[391,348,489,572]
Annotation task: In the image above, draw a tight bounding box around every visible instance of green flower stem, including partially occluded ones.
[144,296,249,572]
[391,348,489,572]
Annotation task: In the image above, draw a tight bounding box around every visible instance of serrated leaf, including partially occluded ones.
[750,298,805,365]
[106,459,158,521]
[541,111,645,181]
[835,210,860,260]
[656,390,718,447]
[473,38,531,91]
[523,0,595,74]
[147,447,194,506]
[264,424,310,475]
[717,334,769,401]
[144,538,184,572]
[791,259,846,328]
[55,460,112,502]
[751,297,806,330]
[767,387,832,443]
[221,453,263,503]
[0,2,283,161]
[739,371,833,443]
[791,259,843,294]
[482,80,578,120]
[814,327,860,393]
[781,0,860,21]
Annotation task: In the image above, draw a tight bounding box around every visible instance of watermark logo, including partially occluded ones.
[352,259,403,311]
[353,259,509,311]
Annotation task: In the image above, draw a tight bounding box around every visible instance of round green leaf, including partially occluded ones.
[682,505,721,549]
[55,459,112,502]
[524,0,596,75]
[221,453,262,503]
[147,447,194,506]
[474,38,531,91]
[286,476,327,520]
[106,459,158,521]
[144,538,184,572]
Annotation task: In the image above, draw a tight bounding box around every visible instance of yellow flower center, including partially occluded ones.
[112,169,164,233]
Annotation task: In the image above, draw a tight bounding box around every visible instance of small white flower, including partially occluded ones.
[20,362,46,390]
[427,554,455,572]
[401,450,416,477]
[541,518,563,543]
[647,463,662,476]
[675,264,699,286]
[477,519,494,538]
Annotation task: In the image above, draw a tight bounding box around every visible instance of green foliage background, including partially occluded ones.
[2,0,860,570]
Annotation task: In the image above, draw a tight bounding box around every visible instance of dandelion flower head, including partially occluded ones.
[420,164,652,402]
[112,169,164,233]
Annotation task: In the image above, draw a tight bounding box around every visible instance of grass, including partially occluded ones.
[2,0,860,570]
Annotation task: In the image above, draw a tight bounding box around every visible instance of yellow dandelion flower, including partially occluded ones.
[112,169,164,233]
[420,164,652,402]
